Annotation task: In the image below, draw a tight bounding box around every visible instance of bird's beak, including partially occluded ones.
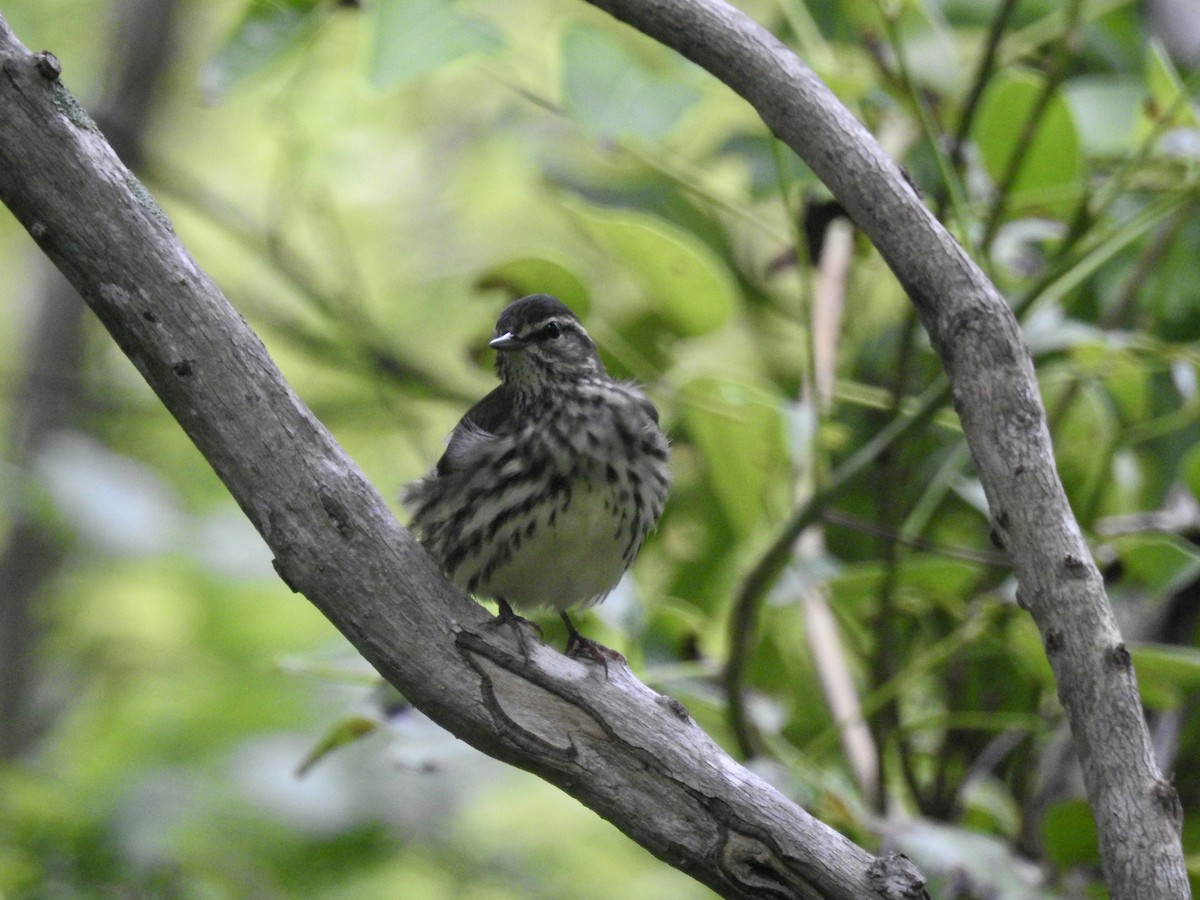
[489,332,526,352]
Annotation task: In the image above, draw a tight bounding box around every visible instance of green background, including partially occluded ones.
[1,0,1199,896]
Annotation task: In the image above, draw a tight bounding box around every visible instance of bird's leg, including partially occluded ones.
[487,598,541,659]
[560,611,624,677]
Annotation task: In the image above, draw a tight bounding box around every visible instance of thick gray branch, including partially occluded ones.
[580,0,1188,896]
[0,15,926,900]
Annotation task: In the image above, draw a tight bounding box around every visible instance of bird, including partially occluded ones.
[402,294,670,665]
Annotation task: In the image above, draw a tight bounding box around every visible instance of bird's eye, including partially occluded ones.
[541,321,563,340]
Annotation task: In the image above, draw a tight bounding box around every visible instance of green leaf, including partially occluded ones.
[561,26,700,142]
[1111,533,1200,595]
[826,555,990,620]
[1030,193,1191,313]
[959,777,1021,838]
[1137,39,1200,142]
[371,0,500,87]
[569,201,736,336]
[1070,344,1149,423]
[1131,644,1200,712]
[1048,376,1116,507]
[296,714,379,776]
[203,0,326,96]
[974,70,1082,213]
[1181,443,1200,500]
[476,257,591,317]
[1064,76,1141,155]
[680,378,786,536]
[1041,799,1100,867]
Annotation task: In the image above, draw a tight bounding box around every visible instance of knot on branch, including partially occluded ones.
[1063,553,1091,578]
[1107,642,1131,671]
[866,852,929,899]
[1153,778,1184,831]
[33,50,59,80]
[718,827,808,897]
[319,489,353,537]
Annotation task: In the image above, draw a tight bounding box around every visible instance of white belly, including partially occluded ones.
[482,483,627,611]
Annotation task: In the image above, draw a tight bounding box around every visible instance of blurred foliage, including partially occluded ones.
[2,0,1200,897]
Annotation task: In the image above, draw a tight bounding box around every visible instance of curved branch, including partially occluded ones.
[0,15,927,900]
[580,0,1187,896]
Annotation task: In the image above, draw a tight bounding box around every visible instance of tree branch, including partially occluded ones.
[579,0,1188,896]
[0,13,928,900]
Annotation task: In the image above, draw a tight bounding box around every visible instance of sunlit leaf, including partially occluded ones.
[561,26,700,142]
[371,0,500,87]
[569,201,736,336]
[1064,76,1141,155]
[203,0,327,97]
[1136,38,1200,143]
[476,257,591,317]
[679,377,786,536]
[974,70,1082,213]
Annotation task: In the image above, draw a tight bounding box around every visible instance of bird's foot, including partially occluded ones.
[487,598,541,659]
[560,612,624,678]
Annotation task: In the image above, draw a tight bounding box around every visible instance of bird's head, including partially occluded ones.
[490,294,603,391]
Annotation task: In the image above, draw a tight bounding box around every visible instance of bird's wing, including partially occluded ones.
[434,384,514,477]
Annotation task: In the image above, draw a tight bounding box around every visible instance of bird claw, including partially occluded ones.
[560,611,623,678]
[487,599,541,659]
[485,603,623,678]
[564,633,624,678]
